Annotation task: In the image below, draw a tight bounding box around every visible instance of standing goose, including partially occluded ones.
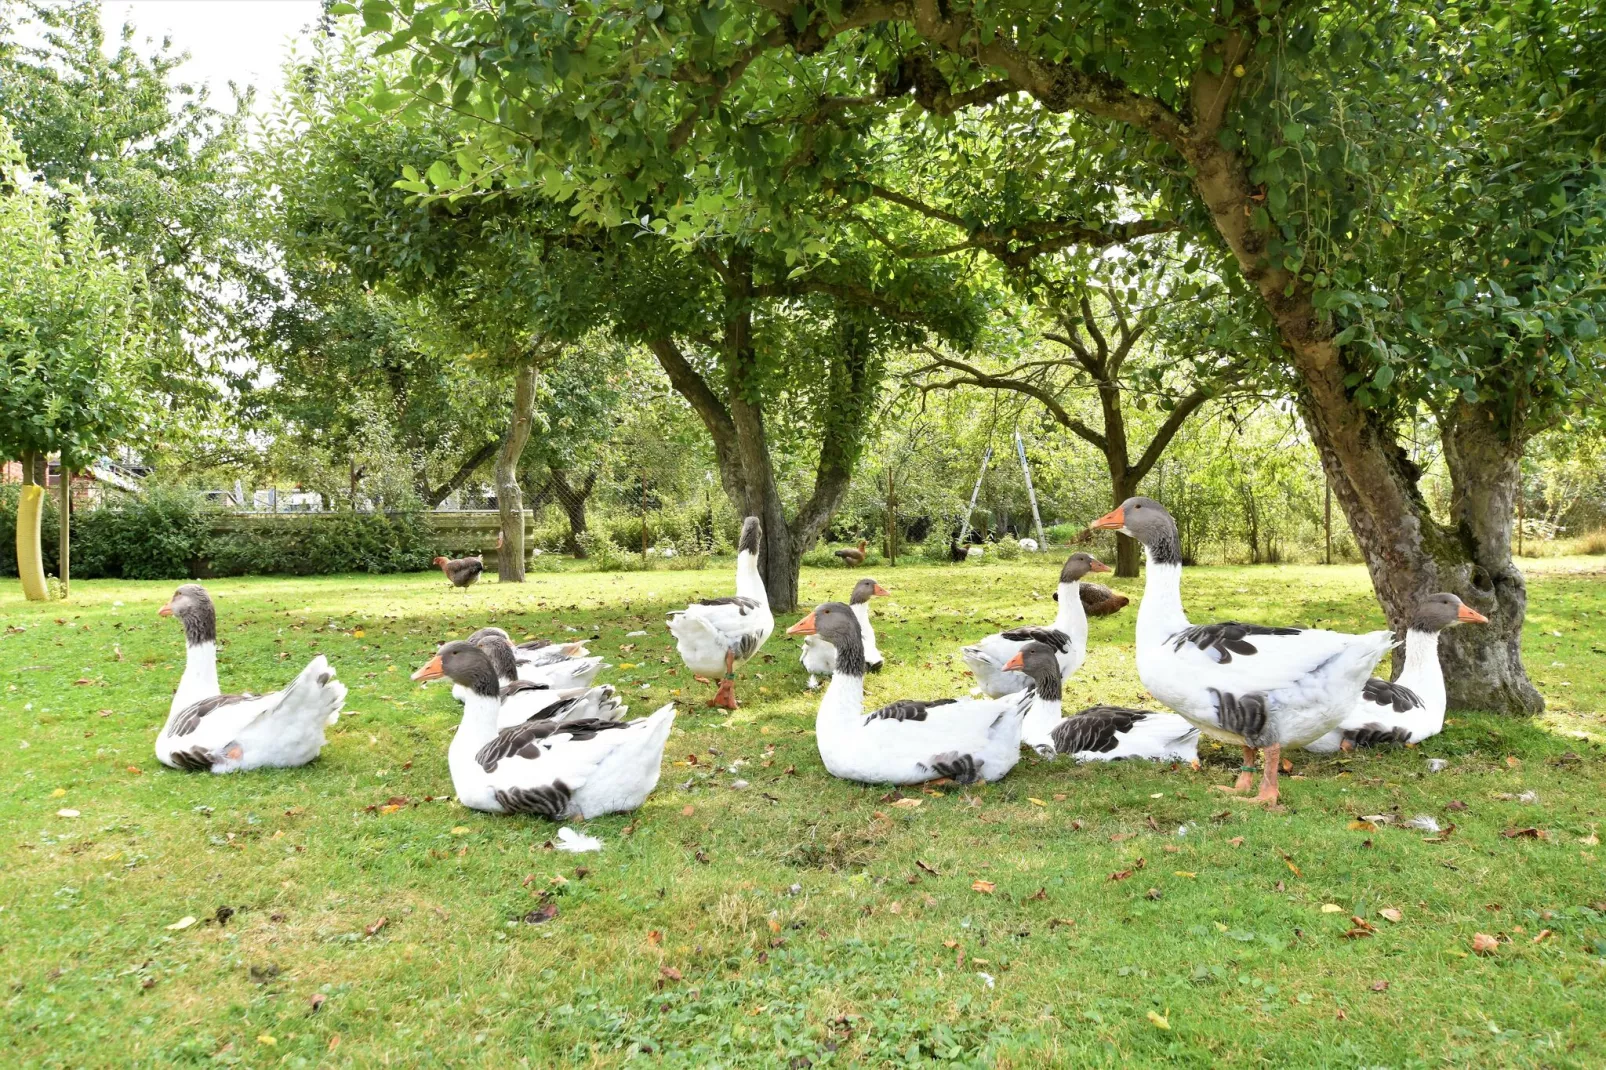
[155,585,346,773]
[1092,497,1394,804]
[788,603,1031,785]
[1002,640,1199,762]
[414,641,675,819]
[668,517,774,709]
[800,577,889,688]
[1305,592,1487,753]
[961,552,1111,697]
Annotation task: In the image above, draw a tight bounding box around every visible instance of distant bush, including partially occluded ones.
[75,489,211,580]
[993,534,1022,560]
[575,530,634,572]
[202,511,435,577]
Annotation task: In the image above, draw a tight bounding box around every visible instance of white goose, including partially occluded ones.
[468,626,590,669]
[1306,592,1486,753]
[1002,639,1199,762]
[668,516,774,708]
[788,602,1030,785]
[1092,497,1394,804]
[155,584,346,773]
[466,627,602,689]
[801,577,888,688]
[454,631,622,726]
[962,552,1110,697]
[414,641,674,819]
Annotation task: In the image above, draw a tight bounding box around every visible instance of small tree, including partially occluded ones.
[0,125,146,598]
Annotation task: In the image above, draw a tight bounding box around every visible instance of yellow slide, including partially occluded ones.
[16,483,49,600]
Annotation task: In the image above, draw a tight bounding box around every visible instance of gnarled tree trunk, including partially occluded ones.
[494,362,537,582]
[548,466,598,557]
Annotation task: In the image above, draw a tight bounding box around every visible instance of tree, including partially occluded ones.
[0,123,146,598]
[356,0,1606,711]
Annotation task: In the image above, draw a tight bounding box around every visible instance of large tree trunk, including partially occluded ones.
[1439,400,1543,713]
[494,363,537,582]
[1108,472,1141,577]
[1183,130,1541,713]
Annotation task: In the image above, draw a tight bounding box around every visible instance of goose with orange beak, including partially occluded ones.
[154,584,346,773]
[800,578,890,688]
[1306,592,1487,752]
[1091,497,1394,805]
[961,552,1111,697]
[790,602,1031,785]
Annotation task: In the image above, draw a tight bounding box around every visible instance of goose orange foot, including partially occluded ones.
[1213,745,1259,794]
[708,678,739,710]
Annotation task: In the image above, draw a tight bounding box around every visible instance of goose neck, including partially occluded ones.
[1135,557,1189,648]
[735,550,766,603]
[174,640,219,712]
[1053,580,1088,646]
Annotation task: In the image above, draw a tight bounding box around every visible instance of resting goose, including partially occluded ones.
[668,516,774,709]
[1003,640,1199,762]
[788,603,1030,785]
[155,584,346,773]
[455,631,620,724]
[1305,592,1486,753]
[414,641,674,819]
[1092,497,1393,804]
[834,539,868,567]
[468,626,590,669]
[801,577,889,688]
[961,552,1110,697]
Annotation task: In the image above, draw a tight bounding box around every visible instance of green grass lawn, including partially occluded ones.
[3,557,1605,1067]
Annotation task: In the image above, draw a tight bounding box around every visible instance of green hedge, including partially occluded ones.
[2,487,437,580]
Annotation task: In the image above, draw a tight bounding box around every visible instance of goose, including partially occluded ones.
[800,577,889,688]
[1019,537,1039,552]
[1002,640,1199,762]
[668,516,774,708]
[155,584,346,773]
[961,552,1110,697]
[413,641,675,819]
[788,603,1031,785]
[834,539,868,567]
[458,631,620,724]
[466,627,591,671]
[1305,592,1487,753]
[1091,497,1394,804]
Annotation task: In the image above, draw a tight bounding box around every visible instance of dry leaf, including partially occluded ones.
[648,930,663,945]
[450,826,471,835]
[680,805,695,817]
[1278,850,1302,877]
[1228,836,1244,847]
[1472,932,1499,955]
[1348,820,1377,831]
[1532,929,1553,943]
[916,859,940,876]
[971,880,996,894]
[1320,904,1345,913]
[660,965,683,981]
[1146,1010,1171,1030]
[1027,797,1047,807]
[767,918,781,933]
[1446,800,1468,811]
[165,916,197,931]
[891,798,922,809]
[1109,832,1135,843]
[1108,868,1135,882]
[888,901,903,915]
[1026,887,1047,901]
[943,939,959,948]
[1379,908,1403,923]
[1174,871,1197,878]
[1501,827,1543,839]
[1370,980,1389,992]
[309,993,326,1014]
[365,916,388,936]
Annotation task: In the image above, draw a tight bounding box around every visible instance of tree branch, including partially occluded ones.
[1131,386,1213,483]
[427,437,501,507]
[915,347,1108,450]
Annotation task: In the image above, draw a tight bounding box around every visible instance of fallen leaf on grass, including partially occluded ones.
[681,805,695,817]
[1532,929,1553,944]
[1146,1010,1170,1030]
[1026,887,1047,901]
[365,917,387,936]
[522,903,559,925]
[1446,799,1468,811]
[309,993,326,1014]
[916,859,940,876]
[647,930,662,946]
[55,809,80,819]
[1370,980,1389,992]
[1278,850,1302,877]
[1027,797,1046,807]
[891,798,922,809]
[1472,932,1500,955]
[1501,827,1545,839]
[943,939,959,948]
[1424,824,1458,843]
[1049,918,1075,929]
[1174,871,1197,878]
[660,965,682,981]
[1348,820,1377,831]
[1228,837,1244,847]
[1108,868,1135,883]
[258,1035,276,1047]
[888,901,902,915]
[1320,904,1345,913]
[166,916,197,931]
[1109,832,1135,843]
[50,788,66,798]
[450,826,471,835]
[971,880,995,894]
[1379,908,1403,923]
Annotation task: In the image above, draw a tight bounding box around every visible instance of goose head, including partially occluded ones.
[1091,497,1180,564]
[738,517,762,556]
[850,578,890,605]
[1411,592,1488,631]
[412,640,501,697]
[1059,552,1111,583]
[158,584,216,646]
[1002,640,1064,699]
[467,630,520,682]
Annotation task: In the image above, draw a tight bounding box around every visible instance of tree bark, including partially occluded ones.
[1439,399,1543,713]
[58,464,70,597]
[495,363,537,582]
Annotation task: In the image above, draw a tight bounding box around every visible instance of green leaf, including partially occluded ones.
[1282,123,1305,144]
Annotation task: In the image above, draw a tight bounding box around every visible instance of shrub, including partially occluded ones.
[575,530,631,572]
[993,534,1022,560]
[202,511,435,576]
[74,489,210,580]
[1574,526,1606,555]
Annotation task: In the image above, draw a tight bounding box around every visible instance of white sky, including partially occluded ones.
[99,1,326,113]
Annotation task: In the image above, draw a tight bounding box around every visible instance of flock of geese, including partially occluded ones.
[153,498,1487,818]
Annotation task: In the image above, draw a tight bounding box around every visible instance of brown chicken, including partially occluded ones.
[834,539,868,567]
[1066,581,1130,616]
[434,553,485,588]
